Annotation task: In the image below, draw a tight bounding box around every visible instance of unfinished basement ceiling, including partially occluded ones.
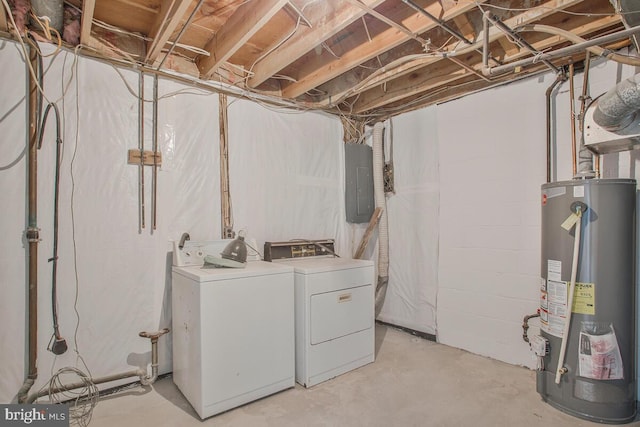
[10,0,640,120]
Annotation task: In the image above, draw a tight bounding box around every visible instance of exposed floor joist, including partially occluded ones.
[280,0,487,99]
[197,0,289,79]
[247,0,387,89]
[349,1,619,114]
[145,0,193,63]
[80,0,96,45]
[7,0,636,121]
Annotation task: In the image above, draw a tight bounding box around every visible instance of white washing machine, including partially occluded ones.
[265,240,375,387]
[172,240,295,419]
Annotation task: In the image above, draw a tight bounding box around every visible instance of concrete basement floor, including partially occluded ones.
[89,324,640,427]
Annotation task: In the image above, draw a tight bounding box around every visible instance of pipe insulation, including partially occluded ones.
[592,73,640,131]
[372,122,389,317]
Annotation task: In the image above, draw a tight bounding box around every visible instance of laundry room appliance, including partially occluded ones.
[172,239,295,419]
[537,180,636,423]
[264,239,375,387]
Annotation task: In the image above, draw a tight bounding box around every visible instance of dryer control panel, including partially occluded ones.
[264,239,336,261]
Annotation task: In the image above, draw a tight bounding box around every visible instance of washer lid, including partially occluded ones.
[273,257,374,274]
[173,260,293,282]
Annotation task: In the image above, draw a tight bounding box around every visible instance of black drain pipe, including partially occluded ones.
[546,73,566,183]
[17,38,41,403]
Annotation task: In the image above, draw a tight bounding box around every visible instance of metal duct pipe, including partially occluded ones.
[17,37,41,404]
[592,73,640,131]
[372,122,389,317]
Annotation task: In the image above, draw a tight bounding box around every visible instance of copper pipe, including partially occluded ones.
[27,39,39,379]
[569,63,577,176]
[18,36,41,403]
[578,52,591,134]
[578,52,600,178]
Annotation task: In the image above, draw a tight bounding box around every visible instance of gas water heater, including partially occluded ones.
[537,179,636,423]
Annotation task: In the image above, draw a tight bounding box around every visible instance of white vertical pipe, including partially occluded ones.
[555,210,582,384]
[373,122,389,316]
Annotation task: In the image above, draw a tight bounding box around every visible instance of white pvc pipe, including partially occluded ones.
[372,122,389,316]
[555,210,583,384]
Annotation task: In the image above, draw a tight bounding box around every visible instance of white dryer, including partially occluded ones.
[172,240,295,419]
[265,240,375,387]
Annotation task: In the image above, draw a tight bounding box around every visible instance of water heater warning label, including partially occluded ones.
[547,260,562,282]
[572,283,595,315]
[540,279,567,338]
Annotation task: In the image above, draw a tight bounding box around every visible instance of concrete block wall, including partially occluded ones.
[430,56,639,373]
[435,76,548,368]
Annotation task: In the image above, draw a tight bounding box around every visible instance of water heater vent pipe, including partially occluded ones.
[592,73,640,131]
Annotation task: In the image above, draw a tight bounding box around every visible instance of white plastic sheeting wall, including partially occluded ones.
[0,40,347,403]
[226,99,348,251]
[377,109,439,335]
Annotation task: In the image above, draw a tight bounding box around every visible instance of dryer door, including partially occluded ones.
[310,284,373,345]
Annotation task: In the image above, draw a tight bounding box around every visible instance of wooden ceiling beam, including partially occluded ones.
[197,0,289,79]
[0,5,7,32]
[351,61,469,114]
[352,14,621,114]
[280,0,488,99]
[319,0,586,106]
[453,14,476,41]
[247,0,386,88]
[81,0,96,45]
[145,0,193,63]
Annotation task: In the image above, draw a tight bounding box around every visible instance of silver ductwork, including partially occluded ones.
[584,73,640,154]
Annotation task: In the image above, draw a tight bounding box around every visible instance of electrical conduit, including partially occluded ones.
[555,207,583,384]
[372,122,389,317]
